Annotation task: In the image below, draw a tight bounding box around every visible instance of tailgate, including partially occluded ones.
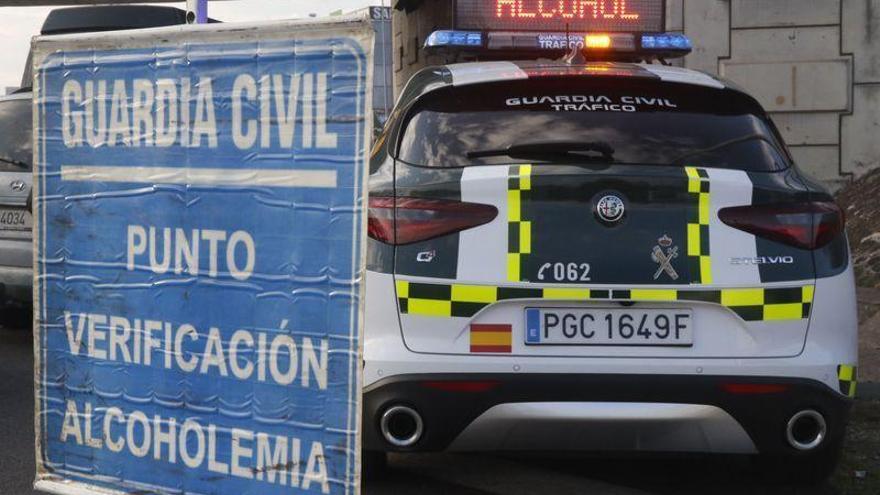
[393,164,815,358]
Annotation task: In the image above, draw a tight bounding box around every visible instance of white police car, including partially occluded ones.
[361,34,857,481]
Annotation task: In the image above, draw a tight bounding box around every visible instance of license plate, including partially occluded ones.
[525,307,693,346]
[0,208,31,231]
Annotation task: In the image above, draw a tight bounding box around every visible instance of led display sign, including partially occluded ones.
[455,0,665,32]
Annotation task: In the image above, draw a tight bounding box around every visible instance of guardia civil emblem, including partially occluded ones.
[652,234,679,280]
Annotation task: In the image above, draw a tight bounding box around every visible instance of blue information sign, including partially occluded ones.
[33,21,372,495]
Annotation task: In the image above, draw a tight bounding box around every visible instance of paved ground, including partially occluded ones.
[0,318,35,495]
[0,310,874,495]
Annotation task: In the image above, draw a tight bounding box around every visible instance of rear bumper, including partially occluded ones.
[0,236,33,303]
[0,264,32,303]
[362,373,851,455]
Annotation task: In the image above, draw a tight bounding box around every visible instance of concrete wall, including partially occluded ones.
[392,0,880,188]
[668,0,879,188]
[392,0,455,95]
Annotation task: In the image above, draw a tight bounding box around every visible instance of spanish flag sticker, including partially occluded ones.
[470,324,512,353]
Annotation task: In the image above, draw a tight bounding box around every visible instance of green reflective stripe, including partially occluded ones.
[686,166,712,284]
[507,165,532,281]
[397,280,814,322]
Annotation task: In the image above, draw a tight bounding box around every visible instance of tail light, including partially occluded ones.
[718,201,844,250]
[420,380,501,393]
[368,196,498,245]
[720,383,790,395]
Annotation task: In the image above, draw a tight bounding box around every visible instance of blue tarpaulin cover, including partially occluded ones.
[32,17,372,495]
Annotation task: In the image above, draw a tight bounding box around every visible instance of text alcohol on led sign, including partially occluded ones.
[496,0,639,21]
[455,0,665,32]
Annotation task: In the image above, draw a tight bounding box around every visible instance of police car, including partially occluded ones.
[361,16,857,482]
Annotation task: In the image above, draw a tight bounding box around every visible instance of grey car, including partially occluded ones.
[0,5,215,306]
[0,91,32,304]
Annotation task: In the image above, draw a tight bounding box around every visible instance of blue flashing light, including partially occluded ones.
[641,33,692,52]
[425,30,483,48]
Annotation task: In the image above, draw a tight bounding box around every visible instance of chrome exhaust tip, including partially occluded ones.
[786,409,827,451]
[380,405,423,448]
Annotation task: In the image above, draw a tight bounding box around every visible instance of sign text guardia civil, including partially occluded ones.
[60,73,339,150]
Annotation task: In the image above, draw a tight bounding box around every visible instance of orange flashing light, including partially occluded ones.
[584,34,612,49]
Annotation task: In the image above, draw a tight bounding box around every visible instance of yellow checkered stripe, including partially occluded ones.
[837,364,857,398]
[507,164,532,281]
[396,280,814,322]
[686,167,712,285]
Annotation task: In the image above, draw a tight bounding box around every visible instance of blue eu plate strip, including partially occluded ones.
[526,308,542,344]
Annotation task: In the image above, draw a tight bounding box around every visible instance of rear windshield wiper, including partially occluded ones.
[466,140,615,161]
[0,156,29,169]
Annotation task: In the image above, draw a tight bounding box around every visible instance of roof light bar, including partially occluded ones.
[424,30,692,59]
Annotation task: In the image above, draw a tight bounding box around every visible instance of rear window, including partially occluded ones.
[0,97,32,172]
[397,77,788,172]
